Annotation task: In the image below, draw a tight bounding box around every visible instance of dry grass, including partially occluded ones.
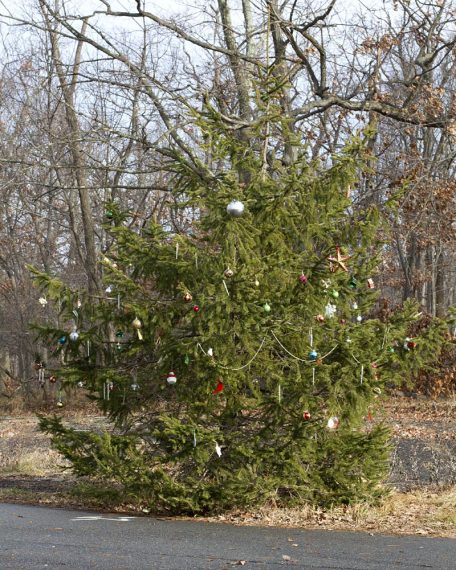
[209,487,456,538]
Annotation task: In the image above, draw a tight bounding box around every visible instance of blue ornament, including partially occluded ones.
[58,335,66,345]
[309,350,318,360]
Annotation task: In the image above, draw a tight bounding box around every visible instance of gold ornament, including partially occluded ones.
[327,246,350,273]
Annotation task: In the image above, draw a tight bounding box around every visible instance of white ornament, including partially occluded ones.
[38,297,48,306]
[352,302,358,310]
[77,381,85,388]
[403,337,411,350]
[226,200,245,217]
[215,442,222,457]
[321,279,331,290]
[207,348,214,357]
[356,315,363,322]
[131,383,139,391]
[324,303,337,319]
[105,285,113,294]
[167,371,177,385]
[69,330,79,342]
[327,416,339,430]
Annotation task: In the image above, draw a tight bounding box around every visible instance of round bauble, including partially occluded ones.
[77,381,85,388]
[327,416,339,430]
[132,317,142,329]
[331,290,339,299]
[193,305,200,313]
[356,315,363,322]
[226,200,245,217]
[105,285,113,294]
[56,401,64,408]
[254,278,260,287]
[131,383,139,391]
[167,371,177,385]
[303,411,311,421]
[309,350,318,360]
[315,314,325,322]
[115,330,124,338]
[49,375,57,384]
[183,292,193,302]
[263,303,271,313]
[69,331,79,342]
[105,209,114,220]
[298,274,308,284]
[58,335,66,345]
[224,268,234,278]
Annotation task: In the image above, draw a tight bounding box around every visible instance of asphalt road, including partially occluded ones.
[0,503,454,569]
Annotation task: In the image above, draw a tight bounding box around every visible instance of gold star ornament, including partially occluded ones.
[327,246,351,273]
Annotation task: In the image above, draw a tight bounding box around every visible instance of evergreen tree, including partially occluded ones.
[33,96,449,514]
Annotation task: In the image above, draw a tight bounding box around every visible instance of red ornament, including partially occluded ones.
[298,274,308,284]
[407,340,417,349]
[303,410,311,420]
[193,305,200,312]
[166,371,177,385]
[212,381,224,395]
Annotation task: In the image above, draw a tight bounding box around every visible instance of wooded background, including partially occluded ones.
[0,0,454,403]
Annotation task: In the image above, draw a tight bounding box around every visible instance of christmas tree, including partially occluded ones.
[33,100,449,514]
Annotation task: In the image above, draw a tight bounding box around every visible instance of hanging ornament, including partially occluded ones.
[103,381,114,400]
[69,330,79,342]
[387,346,395,353]
[298,274,308,284]
[330,290,339,299]
[226,200,245,217]
[105,285,113,294]
[193,305,200,313]
[224,268,234,278]
[263,302,271,313]
[76,299,82,308]
[131,383,139,391]
[77,381,85,388]
[115,330,124,339]
[166,371,177,385]
[327,416,340,430]
[303,411,311,421]
[324,303,337,319]
[348,276,358,289]
[49,375,57,384]
[339,318,347,325]
[327,246,350,273]
[315,314,325,323]
[356,315,363,322]
[183,292,193,302]
[184,354,190,365]
[56,400,64,408]
[404,337,416,350]
[38,297,48,306]
[254,278,260,287]
[215,442,222,457]
[105,209,114,220]
[352,302,358,310]
[58,335,66,345]
[367,278,375,289]
[116,342,122,351]
[132,317,143,340]
[212,380,224,395]
[207,347,214,357]
[321,279,331,290]
[309,350,318,361]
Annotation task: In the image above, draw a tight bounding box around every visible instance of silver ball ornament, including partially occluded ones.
[69,331,79,342]
[226,200,245,217]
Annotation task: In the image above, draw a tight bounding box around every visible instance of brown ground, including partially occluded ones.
[0,396,455,537]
